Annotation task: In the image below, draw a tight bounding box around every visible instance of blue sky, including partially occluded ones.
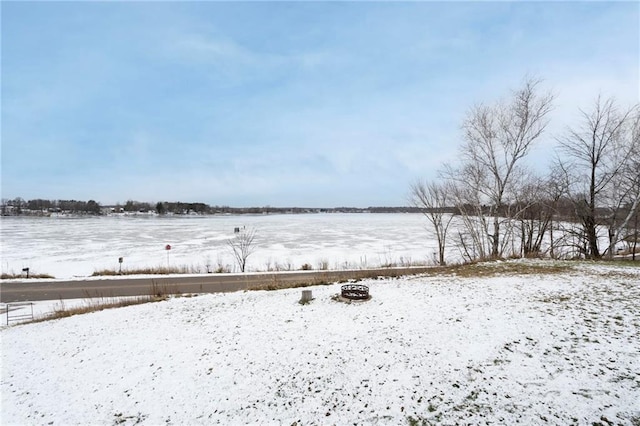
[2,1,638,207]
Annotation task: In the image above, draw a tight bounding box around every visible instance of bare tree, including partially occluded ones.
[605,113,640,257]
[625,144,640,260]
[556,97,639,259]
[445,77,554,260]
[410,180,455,265]
[227,228,257,272]
[602,146,640,257]
[542,164,573,259]
[513,174,550,257]
[627,198,640,260]
[446,165,493,261]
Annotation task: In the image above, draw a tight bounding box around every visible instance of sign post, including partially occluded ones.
[165,244,171,268]
[118,257,123,274]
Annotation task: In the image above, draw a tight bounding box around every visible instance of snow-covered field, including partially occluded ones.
[2,261,639,425]
[1,214,440,279]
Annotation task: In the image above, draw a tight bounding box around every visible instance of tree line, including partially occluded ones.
[1,198,102,215]
[1,198,428,216]
[411,77,639,263]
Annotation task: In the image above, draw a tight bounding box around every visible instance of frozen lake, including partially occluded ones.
[1,213,440,279]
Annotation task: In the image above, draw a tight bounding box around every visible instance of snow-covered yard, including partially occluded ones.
[2,261,639,425]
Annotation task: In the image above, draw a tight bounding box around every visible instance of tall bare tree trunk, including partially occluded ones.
[557,97,638,260]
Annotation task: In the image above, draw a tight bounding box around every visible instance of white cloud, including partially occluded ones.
[170,34,258,65]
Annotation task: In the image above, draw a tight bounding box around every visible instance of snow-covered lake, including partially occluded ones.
[1,214,440,279]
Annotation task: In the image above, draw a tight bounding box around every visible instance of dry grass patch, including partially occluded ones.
[601,259,640,268]
[247,276,333,291]
[425,261,573,278]
[27,295,167,324]
[244,262,575,292]
[1,272,55,280]
[539,294,572,303]
[19,280,181,325]
[150,281,181,298]
[594,271,640,281]
[92,265,203,276]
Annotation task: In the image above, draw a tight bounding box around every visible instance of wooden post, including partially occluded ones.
[300,290,313,303]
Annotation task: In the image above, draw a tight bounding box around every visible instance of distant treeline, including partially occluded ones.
[2,198,101,215]
[1,197,437,216]
[0,197,598,219]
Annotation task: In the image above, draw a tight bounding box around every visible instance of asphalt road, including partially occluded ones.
[0,266,434,303]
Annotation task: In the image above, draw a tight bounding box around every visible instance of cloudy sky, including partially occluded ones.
[2,1,638,207]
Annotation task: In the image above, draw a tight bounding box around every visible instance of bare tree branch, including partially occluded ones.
[227,228,257,272]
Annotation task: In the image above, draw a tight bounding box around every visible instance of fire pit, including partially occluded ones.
[341,284,370,300]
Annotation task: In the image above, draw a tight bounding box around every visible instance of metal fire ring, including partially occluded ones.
[341,284,370,300]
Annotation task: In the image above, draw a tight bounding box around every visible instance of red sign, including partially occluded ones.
[165,244,172,250]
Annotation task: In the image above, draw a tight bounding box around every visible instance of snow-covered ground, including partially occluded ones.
[2,261,639,425]
[1,214,441,279]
